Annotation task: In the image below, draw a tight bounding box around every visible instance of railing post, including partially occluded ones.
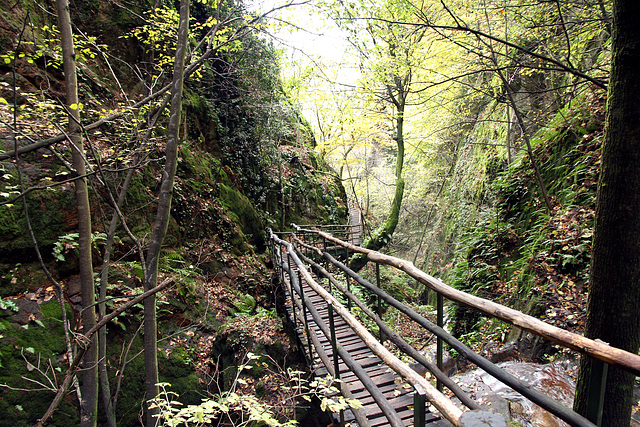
[322,235,328,266]
[585,359,608,425]
[376,263,385,343]
[437,293,444,392]
[413,384,426,427]
[270,238,278,280]
[287,252,297,331]
[298,268,313,363]
[345,246,351,309]
[314,232,319,258]
[328,301,345,427]
[322,236,333,294]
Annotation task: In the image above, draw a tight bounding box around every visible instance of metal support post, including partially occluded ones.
[436,293,444,392]
[414,384,426,427]
[585,359,608,425]
[287,253,295,329]
[323,236,328,268]
[328,302,344,427]
[298,269,313,363]
[345,247,351,309]
[376,263,385,342]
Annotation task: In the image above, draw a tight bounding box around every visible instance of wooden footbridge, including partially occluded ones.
[268,208,640,426]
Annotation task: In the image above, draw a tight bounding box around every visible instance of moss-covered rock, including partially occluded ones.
[0,300,78,426]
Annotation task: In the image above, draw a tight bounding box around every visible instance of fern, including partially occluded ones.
[230,293,256,317]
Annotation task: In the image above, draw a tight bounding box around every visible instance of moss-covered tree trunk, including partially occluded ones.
[142,1,189,425]
[55,1,97,425]
[573,1,640,424]
[350,77,407,271]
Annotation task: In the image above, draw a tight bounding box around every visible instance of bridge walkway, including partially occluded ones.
[267,221,638,426]
[297,265,443,426]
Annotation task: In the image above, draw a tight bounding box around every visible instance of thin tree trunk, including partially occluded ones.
[350,93,406,271]
[142,1,189,425]
[574,0,640,424]
[479,3,552,213]
[98,167,135,427]
[55,1,97,425]
[503,87,552,212]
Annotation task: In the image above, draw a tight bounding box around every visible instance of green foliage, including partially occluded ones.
[160,250,201,296]
[0,176,74,256]
[0,1,350,425]
[219,183,265,250]
[149,353,361,426]
[0,298,18,312]
[229,293,257,317]
[0,301,79,426]
[448,88,604,337]
[361,264,415,303]
[0,23,104,73]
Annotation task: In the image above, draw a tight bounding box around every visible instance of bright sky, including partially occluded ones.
[247,0,360,84]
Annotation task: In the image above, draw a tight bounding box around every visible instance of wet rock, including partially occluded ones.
[480,361,575,426]
[452,369,512,420]
[460,410,508,426]
[421,344,458,376]
[518,331,556,362]
[449,360,582,426]
[488,341,519,364]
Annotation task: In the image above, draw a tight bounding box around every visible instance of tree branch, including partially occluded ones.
[34,278,174,427]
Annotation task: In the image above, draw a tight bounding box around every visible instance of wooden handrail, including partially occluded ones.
[320,249,595,426]
[300,227,640,377]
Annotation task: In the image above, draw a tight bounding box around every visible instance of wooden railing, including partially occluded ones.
[272,224,640,426]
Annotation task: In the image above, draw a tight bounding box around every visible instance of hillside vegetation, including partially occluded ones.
[446,88,605,359]
[0,1,346,425]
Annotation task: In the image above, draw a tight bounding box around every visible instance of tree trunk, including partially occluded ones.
[574,1,640,424]
[142,1,189,425]
[55,1,98,425]
[350,95,405,271]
